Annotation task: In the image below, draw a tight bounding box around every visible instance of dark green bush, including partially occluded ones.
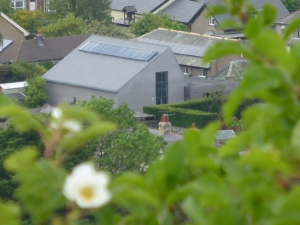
[143,105,217,128]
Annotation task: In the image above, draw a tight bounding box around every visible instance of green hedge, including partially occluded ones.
[143,97,259,128]
[161,98,218,112]
[143,105,217,128]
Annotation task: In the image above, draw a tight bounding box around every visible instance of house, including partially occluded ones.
[42,34,187,112]
[161,0,289,37]
[0,33,91,64]
[274,9,300,38]
[160,0,212,33]
[0,12,29,40]
[10,0,44,11]
[203,0,290,38]
[136,28,244,78]
[212,60,248,81]
[111,0,170,25]
[111,0,289,36]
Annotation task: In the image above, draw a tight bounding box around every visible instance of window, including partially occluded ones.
[156,71,168,105]
[198,68,206,77]
[181,66,188,74]
[209,16,215,26]
[11,0,25,10]
[281,25,285,35]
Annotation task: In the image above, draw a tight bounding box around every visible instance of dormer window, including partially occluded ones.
[281,25,285,35]
[209,16,215,26]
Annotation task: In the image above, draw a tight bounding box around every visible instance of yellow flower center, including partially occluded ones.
[80,186,94,200]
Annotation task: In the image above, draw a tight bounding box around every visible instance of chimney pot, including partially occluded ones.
[36,30,44,46]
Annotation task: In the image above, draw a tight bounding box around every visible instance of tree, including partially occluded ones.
[130,12,188,37]
[75,0,111,22]
[70,96,167,174]
[0,0,13,15]
[46,0,70,20]
[41,13,84,37]
[204,85,228,120]
[9,10,46,37]
[24,76,47,107]
[0,123,43,201]
[282,0,300,11]
[0,61,47,83]
[82,20,129,39]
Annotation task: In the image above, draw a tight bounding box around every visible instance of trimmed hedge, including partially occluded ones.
[143,105,217,128]
[143,98,260,128]
[161,98,218,113]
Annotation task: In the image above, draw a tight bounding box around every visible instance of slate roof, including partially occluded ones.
[137,28,223,47]
[212,60,248,81]
[0,39,22,64]
[276,9,300,24]
[0,34,91,64]
[43,34,170,92]
[111,0,168,14]
[136,28,226,68]
[207,0,290,28]
[161,0,206,24]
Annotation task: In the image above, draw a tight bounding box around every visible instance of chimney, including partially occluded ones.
[158,114,172,134]
[36,31,44,46]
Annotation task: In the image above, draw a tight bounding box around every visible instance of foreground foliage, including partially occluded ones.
[1,0,300,224]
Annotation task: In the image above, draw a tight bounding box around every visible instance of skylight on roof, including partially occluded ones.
[0,39,13,52]
[79,41,158,61]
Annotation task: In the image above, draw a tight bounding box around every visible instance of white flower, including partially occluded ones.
[63,163,111,209]
[51,108,62,119]
[63,120,82,133]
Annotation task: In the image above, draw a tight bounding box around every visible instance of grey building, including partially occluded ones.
[43,34,187,112]
[136,28,244,78]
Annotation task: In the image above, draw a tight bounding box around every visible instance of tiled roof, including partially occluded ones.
[138,28,223,47]
[136,28,226,68]
[111,0,168,14]
[0,39,22,64]
[161,0,206,24]
[208,0,290,28]
[0,34,91,64]
[212,60,248,81]
[276,9,300,24]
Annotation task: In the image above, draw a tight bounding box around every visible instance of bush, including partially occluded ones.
[144,105,217,128]
[0,61,47,83]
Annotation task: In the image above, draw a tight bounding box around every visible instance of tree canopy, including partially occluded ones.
[24,76,47,108]
[0,61,47,83]
[41,13,84,37]
[282,0,300,11]
[9,10,46,37]
[74,96,167,174]
[130,13,188,37]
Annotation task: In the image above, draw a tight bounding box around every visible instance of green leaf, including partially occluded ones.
[0,105,43,132]
[203,40,254,64]
[244,17,263,39]
[59,122,115,152]
[15,160,67,223]
[251,31,292,71]
[0,201,20,225]
[283,17,300,41]
[262,3,277,26]
[238,148,290,173]
[4,147,39,173]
